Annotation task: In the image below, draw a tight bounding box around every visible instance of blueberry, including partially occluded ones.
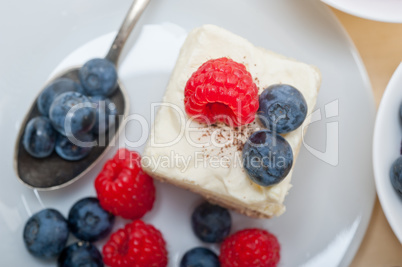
[89,96,117,135]
[180,247,220,267]
[37,78,83,116]
[68,197,114,242]
[390,156,402,196]
[79,58,117,97]
[58,242,103,267]
[23,209,69,259]
[23,116,56,158]
[242,130,293,186]
[400,140,402,155]
[191,202,231,243]
[49,92,95,136]
[55,133,95,161]
[400,103,402,121]
[258,84,307,134]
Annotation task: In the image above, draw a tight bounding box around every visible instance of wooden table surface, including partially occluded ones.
[329,7,402,267]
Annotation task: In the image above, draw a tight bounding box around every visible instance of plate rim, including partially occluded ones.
[303,2,377,265]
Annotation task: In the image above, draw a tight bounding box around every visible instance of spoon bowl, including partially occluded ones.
[14,67,129,190]
[13,0,150,190]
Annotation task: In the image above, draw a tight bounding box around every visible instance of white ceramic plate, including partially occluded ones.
[0,0,376,266]
[322,0,402,23]
[373,62,402,243]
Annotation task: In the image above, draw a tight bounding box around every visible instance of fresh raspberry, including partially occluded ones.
[113,147,142,170]
[184,57,259,127]
[95,149,155,220]
[103,220,168,267]
[219,228,280,267]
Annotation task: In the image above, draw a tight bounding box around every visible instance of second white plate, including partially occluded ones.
[373,62,402,243]
[322,0,402,23]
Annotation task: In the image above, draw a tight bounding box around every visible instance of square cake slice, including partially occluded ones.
[142,24,321,218]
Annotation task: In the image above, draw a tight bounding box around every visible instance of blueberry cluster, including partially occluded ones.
[23,197,114,266]
[180,201,231,267]
[22,58,118,161]
[242,84,308,186]
[390,104,402,195]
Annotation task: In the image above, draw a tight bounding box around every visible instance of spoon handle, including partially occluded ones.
[105,0,150,65]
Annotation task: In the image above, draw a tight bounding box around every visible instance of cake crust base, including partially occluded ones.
[143,168,272,219]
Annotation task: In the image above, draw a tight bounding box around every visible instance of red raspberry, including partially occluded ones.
[219,228,280,267]
[103,220,168,267]
[113,147,141,169]
[184,57,259,127]
[95,149,155,220]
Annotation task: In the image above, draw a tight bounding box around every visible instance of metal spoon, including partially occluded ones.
[13,0,150,190]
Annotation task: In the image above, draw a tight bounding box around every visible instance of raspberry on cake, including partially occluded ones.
[142,24,321,218]
[184,57,259,127]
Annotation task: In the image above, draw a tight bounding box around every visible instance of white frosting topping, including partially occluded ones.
[142,25,321,216]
